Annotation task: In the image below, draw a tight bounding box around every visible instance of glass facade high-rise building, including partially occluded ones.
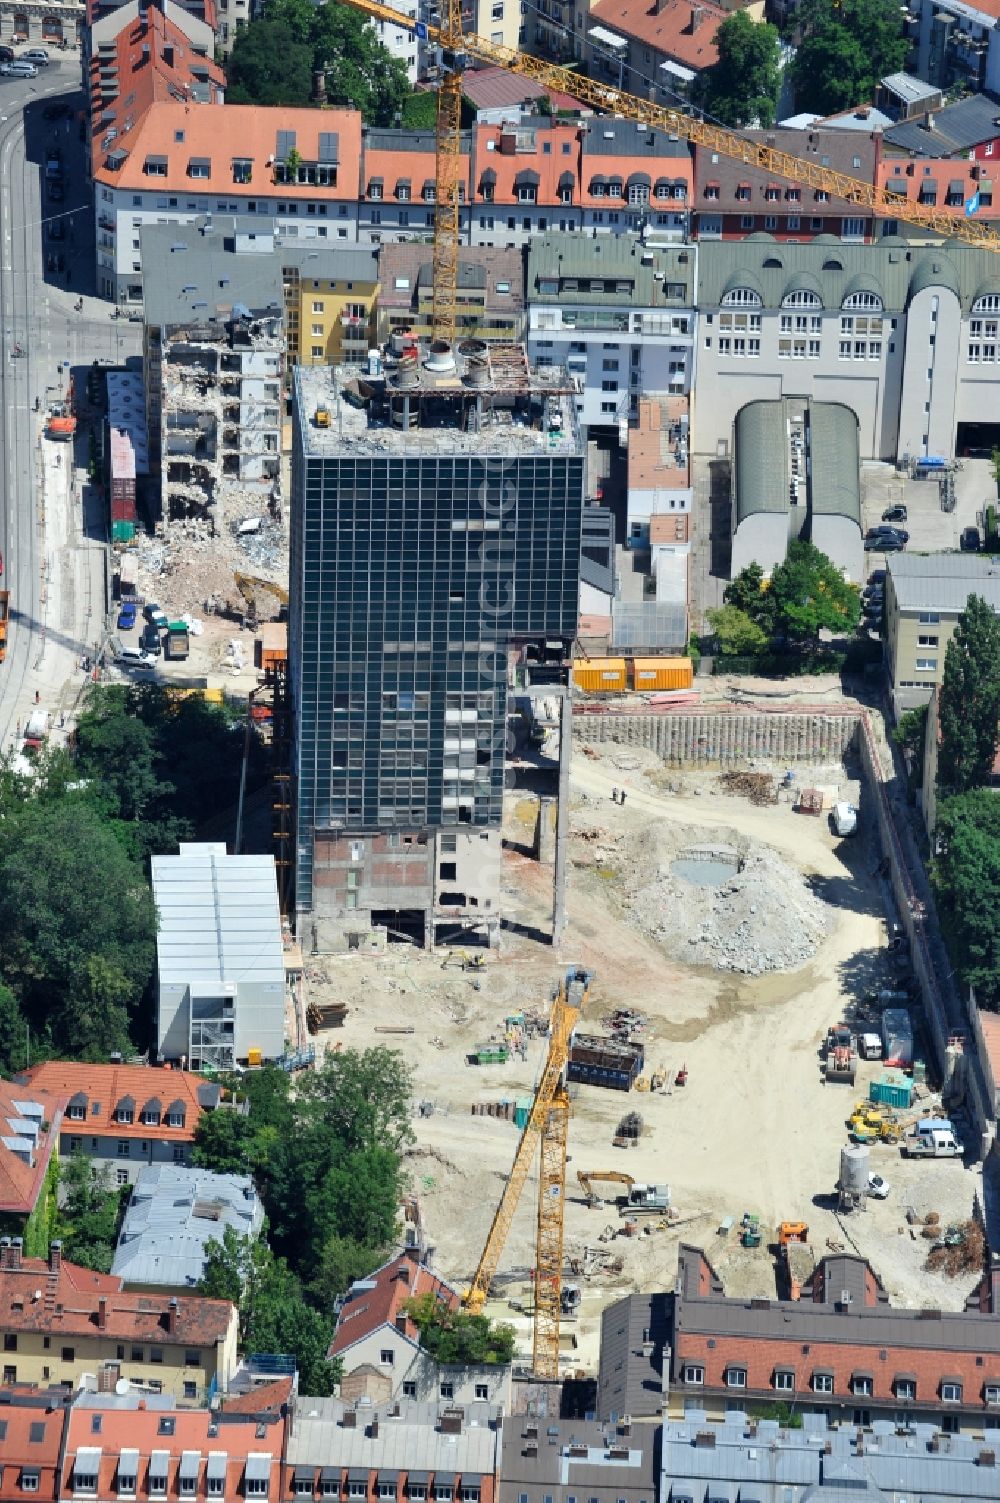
[290,353,584,952]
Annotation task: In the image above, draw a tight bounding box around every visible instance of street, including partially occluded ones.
[0,55,141,747]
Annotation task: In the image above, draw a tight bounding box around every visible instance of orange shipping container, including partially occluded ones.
[631,657,693,692]
[572,657,628,694]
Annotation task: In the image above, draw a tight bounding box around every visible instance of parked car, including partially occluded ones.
[960,525,981,552]
[4,60,37,76]
[0,46,13,63]
[140,624,162,656]
[118,646,156,668]
[866,535,906,552]
[868,569,886,585]
[117,601,137,630]
[143,602,169,630]
[22,48,49,64]
[867,1173,890,1199]
[882,505,908,523]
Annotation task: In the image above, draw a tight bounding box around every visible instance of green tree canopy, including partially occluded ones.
[938,594,1000,795]
[58,1156,124,1272]
[697,13,782,128]
[791,0,907,115]
[706,604,769,656]
[406,1292,516,1366]
[768,540,860,641]
[227,0,410,123]
[724,561,774,630]
[933,790,1000,1009]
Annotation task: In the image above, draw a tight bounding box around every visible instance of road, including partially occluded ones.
[0,56,141,745]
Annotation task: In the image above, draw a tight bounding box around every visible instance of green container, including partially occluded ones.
[869,1072,912,1110]
[112,521,136,543]
[514,1096,532,1130]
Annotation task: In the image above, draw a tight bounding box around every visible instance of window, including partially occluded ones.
[180,1479,197,1498]
[852,1374,874,1396]
[683,1364,704,1385]
[843,291,883,312]
[985,1383,1000,1405]
[475,1383,488,1400]
[941,1381,962,1403]
[3,1334,16,1351]
[917,635,938,647]
[774,1370,795,1392]
[209,1478,226,1498]
[894,1378,916,1401]
[915,658,938,672]
[21,1474,40,1494]
[183,1381,197,1399]
[312,300,324,313]
[233,159,252,184]
[726,1367,747,1388]
[117,1140,130,1158]
[721,288,761,307]
[812,1372,834,1394]
[918,612,940,625]
[150,1347,164,1365]
[73,1466,97,1494]
[115,1106,133,1124]
[118,1472,137,1496]
[842,217,864,239]
[440,1382,454,1399]
[61,1347,75,1362]
[68,1103,85,1121]
[380,1349,394,1365]
[184,1349,200,1366]
[246,1477,269,1498]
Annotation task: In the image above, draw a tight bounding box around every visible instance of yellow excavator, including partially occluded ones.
[577,1169,635,1207]
[233,571,288,629]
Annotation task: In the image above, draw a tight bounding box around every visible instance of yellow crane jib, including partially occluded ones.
[336,0,1000,254]
[463,966,590,1380]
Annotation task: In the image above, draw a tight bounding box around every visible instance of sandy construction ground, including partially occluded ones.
[305,741,985,1370]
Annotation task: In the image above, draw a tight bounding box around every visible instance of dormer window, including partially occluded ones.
[188,157,211,180]
[144,155,167,177]
[369,177,383,200]
[396,179,411,201]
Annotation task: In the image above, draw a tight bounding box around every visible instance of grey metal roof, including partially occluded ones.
[880,71,940,104]
[528,234,695,307]
[734,403,788,524]
[696,238,1000,314]
[887,552,1000,615]
[809,404,861,525]
[883,92,1000,155]
[285,1399,501,1473]
[581,116,691,160]
[111,1162,263,1289]
[140,219,284,330]
[596,1291,670,1419]
[151,842,284,993]
[501,1418,658,1492]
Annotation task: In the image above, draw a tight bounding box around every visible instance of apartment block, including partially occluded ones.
[376,245,524,347]
[289,350,584,951]
[0,1384,72,1501]
[584,0,728,102]
[690,128,878,243]
[876,152,998,239]
[140,224,284,532]
[111,1165,263,1293]
[359,131,471,247]
[151,842,286,1071]
[526,233,695,433]
[17,1063,220,1187]
[695,239,1000,464]
[330,1253,510,1409]
[908,0,1000,94]
[884,552,1000,713]
[0,1242,237,1400]
[283,247,380,370]
[0,1079,65,1243]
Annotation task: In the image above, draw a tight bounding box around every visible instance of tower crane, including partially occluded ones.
[340,0,1000,342]
[463,966,590,1379]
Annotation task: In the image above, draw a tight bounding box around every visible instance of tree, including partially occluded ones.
[791,0,907,116]
[768,540,860,642]
[74,696,164,823]
[0,800,156,1053]
[58,1155,123,1272]
[705,604,769,656]
[938,594,1000,795]
[724,561,774,631]
[297,1047,414,1156]
[226,20,314,106]
[407,1292,516,1366]
[933,790,1000,1009]
[892,703,928,787]
[0,980,28,1075]
[697,13,781,128]
[307,1234,390,1316]
[192,1107,259,1175]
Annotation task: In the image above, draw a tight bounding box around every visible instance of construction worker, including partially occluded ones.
[620,790,627,806]
[612,786,619,803]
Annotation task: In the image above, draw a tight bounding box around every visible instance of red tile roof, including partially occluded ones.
[329,1254,457,1359]
[877,156,996,217]
[588,0,727,71]
[221,1378,294,1417]
[462,66,587,117]
[94,101,362,201]
[472,121,581,206]
[0,1386,71,1494]
[62,1402,285,1503]
[18,1063,213,1145]
[0,1078,65,1217]
[0,1253,233,1347]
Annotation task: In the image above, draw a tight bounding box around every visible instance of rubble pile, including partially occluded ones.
[610,823,830,976]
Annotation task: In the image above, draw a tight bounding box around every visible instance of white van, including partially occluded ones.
[119,646,156,668]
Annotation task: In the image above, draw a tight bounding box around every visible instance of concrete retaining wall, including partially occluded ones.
[573,710,859,764]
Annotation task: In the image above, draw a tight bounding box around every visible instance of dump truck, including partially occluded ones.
[620,1182,670,1216]
[163,624,190,661]
[0,590,8,662]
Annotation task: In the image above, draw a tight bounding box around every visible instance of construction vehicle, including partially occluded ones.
[0,589,8,662]
[233,571,289,629]
[903,1130,963,1158]
[464,966,591,1378]
[778,1221,809,1246]
[469,1042,509,1065]
[740,1213,762,1249]
[577,1169,634,1208]
[620,1183,670,1217]
[825,1044,857,1086]
[442,949,486,972]
[336,0,1000,346]
[783,1239,815,1301]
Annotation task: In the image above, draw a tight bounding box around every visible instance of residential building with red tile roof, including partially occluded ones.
[660,1242,1000,1431]
[877,154,998,232]
[59,1392,285,1503]
[0,1385,72,1502]
[584,0,729,103]
[0,1080,65,1234]
[16,1063,221,1187]
[375,243,524,345]
[0,1241,237,1400]
[329,1253,509,1409]
[578,116,691,238]
[691,128,879,243]
[358,129,471,246]
[470,120,582,249]
[461,66,587,120]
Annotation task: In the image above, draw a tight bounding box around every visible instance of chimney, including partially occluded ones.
[342,1411,357,1430]
[688,4,704,28]
[163,43,174,67]
[165,1296,178,1334]
[10,1237,22,1271]
[655,0,669,12]
[97,1297,108,1331]
[312,68,327,105]
[49,1241,62,1275]
[980,1450,997,1468]
[369,1418,379,1439]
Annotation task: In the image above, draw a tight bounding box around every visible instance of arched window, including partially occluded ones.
[762,257,783,269]
[972,294,1000,314]
[721,288,761,308]
[822,258,844,271]
[782,290,821,309]
[842,291,883,312]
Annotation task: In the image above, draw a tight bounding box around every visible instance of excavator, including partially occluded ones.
[463,966,590,1378]
[576,1169,634,1207]
[232,571,288,629]
[334,0,1000,343]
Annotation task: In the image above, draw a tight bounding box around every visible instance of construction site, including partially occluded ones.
[301,707,992,1375]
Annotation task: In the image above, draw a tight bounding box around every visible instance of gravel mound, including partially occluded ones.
[618,824,830,975]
